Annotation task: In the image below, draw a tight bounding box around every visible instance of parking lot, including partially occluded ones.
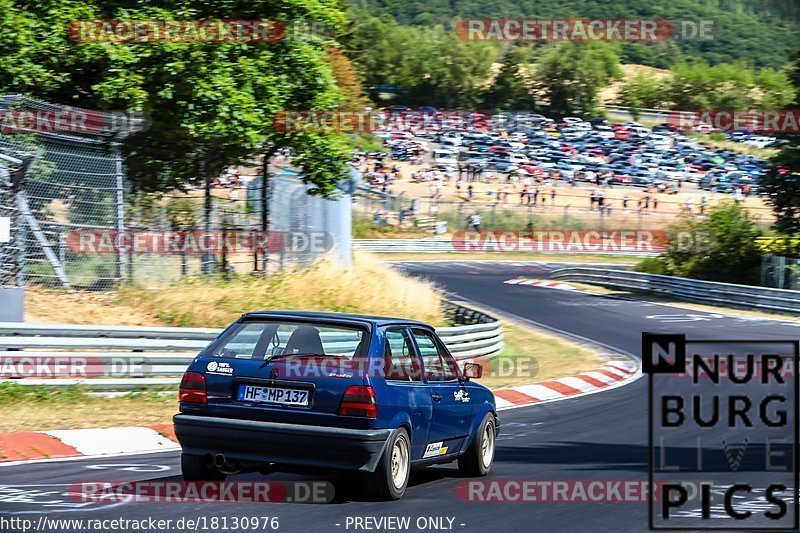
[355,112,776,229]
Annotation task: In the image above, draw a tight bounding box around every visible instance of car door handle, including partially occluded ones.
[431,393,442,402]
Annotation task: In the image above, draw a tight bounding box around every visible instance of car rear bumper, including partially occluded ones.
[173,414,392,473]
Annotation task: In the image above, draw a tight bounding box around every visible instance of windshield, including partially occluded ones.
[208,321,369,361]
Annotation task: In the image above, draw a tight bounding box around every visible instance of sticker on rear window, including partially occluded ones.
[206,361,233,376]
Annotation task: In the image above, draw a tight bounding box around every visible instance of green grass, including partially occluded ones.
[0,382,171,404]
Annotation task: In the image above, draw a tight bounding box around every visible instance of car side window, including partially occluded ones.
[384,328,422,382]
[411,329,458,382]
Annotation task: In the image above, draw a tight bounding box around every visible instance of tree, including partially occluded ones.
[617,72,665,117]
[762,48,800,233]
[762,145,800,233]
[533,42,622,117]
[754,68,797,109]
[361,0,800,69]
[0,1,352,197]
[342,11,496,108]
[637,202,763,285]
[325,46,370,111]
[661,60,795,110]
[481,45,532,111]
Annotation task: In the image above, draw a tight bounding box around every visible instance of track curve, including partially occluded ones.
[2,260,797,532]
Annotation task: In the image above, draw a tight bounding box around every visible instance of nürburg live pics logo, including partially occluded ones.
[644,332,799,530]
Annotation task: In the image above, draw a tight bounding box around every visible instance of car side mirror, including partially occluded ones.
[462,362,483,380]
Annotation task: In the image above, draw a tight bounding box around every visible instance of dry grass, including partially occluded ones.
[117,253,447,328]
[0,401,177,433]
[0,387,176,432]
[25,288,163,325]
[477,324,601,389]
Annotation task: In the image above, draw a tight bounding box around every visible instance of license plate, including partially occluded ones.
[237,385,309,406]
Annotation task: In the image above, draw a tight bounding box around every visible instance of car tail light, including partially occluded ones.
[339,386,377,418]
[179,372,206,404]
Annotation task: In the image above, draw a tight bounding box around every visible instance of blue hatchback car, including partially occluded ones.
[174,311,498,500]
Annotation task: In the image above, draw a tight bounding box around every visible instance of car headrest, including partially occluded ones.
[284,325,324,355]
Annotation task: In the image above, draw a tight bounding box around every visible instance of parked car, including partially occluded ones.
[174,312,498,500]
[433,149,458,168]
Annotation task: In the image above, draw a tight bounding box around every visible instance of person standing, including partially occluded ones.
[469,212,481,231]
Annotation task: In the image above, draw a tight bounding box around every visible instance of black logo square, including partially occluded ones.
[643,332,686,374]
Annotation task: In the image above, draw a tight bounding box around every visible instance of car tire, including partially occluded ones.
[458,413,496,477]
[365,427,411,500]
[181,453,226,481]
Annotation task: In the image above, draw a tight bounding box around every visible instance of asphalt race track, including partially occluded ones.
[2,260,800,532]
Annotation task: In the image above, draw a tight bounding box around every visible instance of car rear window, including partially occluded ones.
[207,321,369,361]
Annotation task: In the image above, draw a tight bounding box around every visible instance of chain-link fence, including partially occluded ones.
[0,95,354,290]
[0,94,135,290]
[122,166,353,286]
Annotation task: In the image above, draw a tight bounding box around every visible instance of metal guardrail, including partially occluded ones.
[354,238,455,253]
[354,238,656,256]
[601,105,674,120]
[551,267,800,315]
[0,304,504,390]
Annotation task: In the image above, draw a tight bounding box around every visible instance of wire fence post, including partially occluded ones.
[113,142,126,281]
[261,155,269,276]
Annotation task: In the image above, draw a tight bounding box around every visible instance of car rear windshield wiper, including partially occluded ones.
[260,353,325,368]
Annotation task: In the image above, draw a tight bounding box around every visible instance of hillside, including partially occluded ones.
[356,0,800,68]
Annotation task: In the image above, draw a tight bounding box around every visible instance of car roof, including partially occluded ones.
[241,310,431,328]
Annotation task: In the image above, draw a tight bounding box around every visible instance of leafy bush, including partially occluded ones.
[635,202,763,285]
[635,257,669,275]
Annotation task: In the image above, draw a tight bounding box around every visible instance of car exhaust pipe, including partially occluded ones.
[213,453,241,474]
